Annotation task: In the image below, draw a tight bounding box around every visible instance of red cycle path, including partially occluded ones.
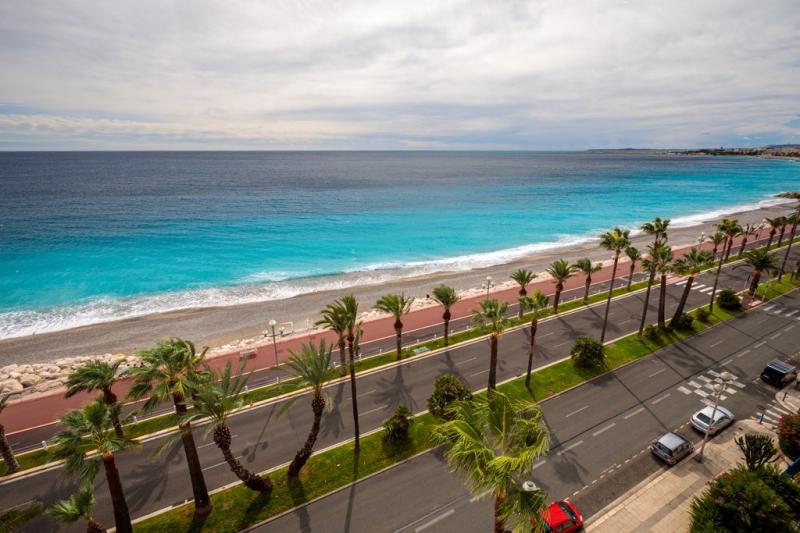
[2,237,750,434]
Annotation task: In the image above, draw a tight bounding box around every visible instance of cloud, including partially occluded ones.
[0,0,798,149]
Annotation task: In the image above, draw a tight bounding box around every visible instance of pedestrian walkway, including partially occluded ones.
[586,419,785,533]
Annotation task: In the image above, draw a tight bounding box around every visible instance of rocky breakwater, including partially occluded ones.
[0,353,140,401]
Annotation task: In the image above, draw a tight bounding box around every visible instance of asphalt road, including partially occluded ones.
[252,290,800,533]
[2,243,794,531]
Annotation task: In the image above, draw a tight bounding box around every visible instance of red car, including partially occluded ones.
[540,500,583,532]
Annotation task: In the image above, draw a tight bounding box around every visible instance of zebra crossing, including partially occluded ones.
[674,279,716,294]
[760,303,800,319]
[676,368,746,402]
[753,399,794,429]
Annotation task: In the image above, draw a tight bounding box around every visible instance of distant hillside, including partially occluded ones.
[681,145,800,159]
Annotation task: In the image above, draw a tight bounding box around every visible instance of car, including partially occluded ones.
[541,500,583,533]
[649,432,693,465]
[690,405,734,435]
[761,359,797,387]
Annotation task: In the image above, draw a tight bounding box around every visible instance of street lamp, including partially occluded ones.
[521,480,537,492]
[484,275,494,296]
[697,232,706,246]
[696,370,734,463]
[268,319,281,368]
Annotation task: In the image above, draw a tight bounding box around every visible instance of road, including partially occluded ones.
[2,244,794,531]
[252,290,800,533]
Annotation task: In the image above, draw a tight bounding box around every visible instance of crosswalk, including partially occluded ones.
[674,280,716,294]
[676,368,746,402]
[753,398,794,430]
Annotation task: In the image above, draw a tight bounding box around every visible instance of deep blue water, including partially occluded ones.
[0,151,797,338]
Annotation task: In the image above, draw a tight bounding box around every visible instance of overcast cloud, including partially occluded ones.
[1,0,798,150]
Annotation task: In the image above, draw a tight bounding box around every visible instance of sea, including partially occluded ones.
[0,151,797,339]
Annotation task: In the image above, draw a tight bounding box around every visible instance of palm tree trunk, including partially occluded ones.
[442,310,451,346]
[103,388,125,439]
[518,288,526,319]
[173,393,212,516]
[637,264,657,337]
[672,275,694,323]
[87,518,105,533]
[0,423,19,474]
[779,221,798,278]
[627,262,635,290]
[288,394,325,477]
[487,334,498,393]
[600,253,620,343]
[493,491,506,533]
[658,273,667,329]
[709,244,726,312]
[337,340,347,376]
[583,275,591,304]
[723,238,733,262]
[525,318,538,389]
[213,424,271,492]
[394,320,403,361]
[347,335,361,453]
[102,453,132,533]
[778,227,786,247]
[553,284,562,313]
[738,236,748,257]
[767,231,776,249]
[749,269,763,296]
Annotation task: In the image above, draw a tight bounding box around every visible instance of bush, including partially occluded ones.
[779,414,800,459]
[643,324,660,341]
[717,289,742,311]
[735,432,777,471]
[570,336,605,369]
[758,464,800,514]
[427,374,472,420]
[382,404,413,448]
[671,313,694,331]
[690,466,795,532]
[695,307,711,323]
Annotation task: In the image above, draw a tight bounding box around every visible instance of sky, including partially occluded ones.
[0,0,799,150]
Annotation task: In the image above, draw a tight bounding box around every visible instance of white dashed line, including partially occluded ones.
[709,340,724,348]
[557,440,584,455]
[624,407,645,419]
[415,509,455,532]
[470,369,490,376]
[785,325,795,332]
[592,423,616,437]
[648,369,665,378]
[565,405,590,418]
[651,393,671,405]
[770,332,782,340]
[360,405,388,416]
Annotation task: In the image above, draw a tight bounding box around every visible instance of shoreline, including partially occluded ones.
[0,200,796,366]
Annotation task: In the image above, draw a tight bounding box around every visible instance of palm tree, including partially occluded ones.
[431,392,550,533]
[182,362,272,492]
[599,227,631,343]
[126,338,213,516]
[316,303,348,375]
[637,218,670,337]
[642,243,673,329]
[52,401,134,533]
[431,285,460,346]
[625,246,642,290]
[777,216,790,248]
[0,394,19,474]
[47,485,104,533]
[519,291,549,389]
[284,341,334,477]
[510,269,537,319]
[374,293,414,361]
[472,299,509,392]
[765,217,782,249]
[670,248,713,322]
[709,230,726,260]
[779,211,800,278]
[738,223,757,257]
[718,218,742,262]
[65,359,125,438]
[574,258,602,305]
[331,295,362,453]
[546,259,576,313]
[708,224,740,313]
[744,248,779,297]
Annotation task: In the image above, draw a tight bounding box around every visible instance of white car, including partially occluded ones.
[690,405,734,435]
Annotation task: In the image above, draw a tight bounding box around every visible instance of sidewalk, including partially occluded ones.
[586,419,786,533]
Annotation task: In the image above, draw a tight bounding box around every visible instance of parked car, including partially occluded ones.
[690,405,734,435]
[650,432,693,465]
[760,359,797,387]
[541,500,583,533]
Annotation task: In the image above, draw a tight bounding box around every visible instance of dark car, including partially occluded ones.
[650,432,693,465]
[761,359,797,387]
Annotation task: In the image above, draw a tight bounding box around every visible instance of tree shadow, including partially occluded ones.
[373,365,414,411]
[342,453,360,533]
[320,381,346,439]
[235,491,273,533]
[285,478,311,533]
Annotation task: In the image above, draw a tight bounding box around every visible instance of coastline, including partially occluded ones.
[0,199,795,367]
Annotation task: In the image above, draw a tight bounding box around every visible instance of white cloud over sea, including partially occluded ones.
[0,0,799,150]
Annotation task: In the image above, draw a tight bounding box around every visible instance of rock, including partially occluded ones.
[0,379,23,394]
[18,373,42,387]
[32,381,61,393]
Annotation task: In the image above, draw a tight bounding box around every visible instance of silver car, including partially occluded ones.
[690,405,734,435]
[650,432,693,465]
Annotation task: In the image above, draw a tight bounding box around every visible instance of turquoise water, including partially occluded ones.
[0,151,797,338]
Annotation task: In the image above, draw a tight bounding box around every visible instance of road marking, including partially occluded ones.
[676,280,687,286]
[731,381,745,388]
[677,386,692,395]
[199,434,237,449]
[358,389,376,398]
[592,423,616,436]
[538,332,555,338]
[755,341,766,348]
[786,310,798,317]
[767,409,786,419]
[698,375,712,383]
[699,287,714,294]
[770,332,782,340]
[565,405,589,418]
[557,440,584,455]
[785,325,796,332]
[736,349,751,358]
[648,369,665,378]
[693,284,707,290]
[457,357,477,365]
[469,490,492,503]
[709,340,724,348]
[415,509,455,532]
[624,407,645,419]
[360,404,388,416]
[695,389,709,398]
[470,369,490,377]
[552,340,571,348]
[202,456,241,471]
[764,305,776,311]
[651,393,671,405]
[533,459,547,469]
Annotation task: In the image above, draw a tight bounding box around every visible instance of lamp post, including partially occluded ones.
[484,275,494,296]
[697,232,706,246]
[696,370,734,463]
[268,319,281,368]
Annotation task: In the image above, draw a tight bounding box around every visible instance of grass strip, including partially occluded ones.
[134,285,788,532]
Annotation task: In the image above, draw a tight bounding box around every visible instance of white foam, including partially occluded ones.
[669,196,794,228]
